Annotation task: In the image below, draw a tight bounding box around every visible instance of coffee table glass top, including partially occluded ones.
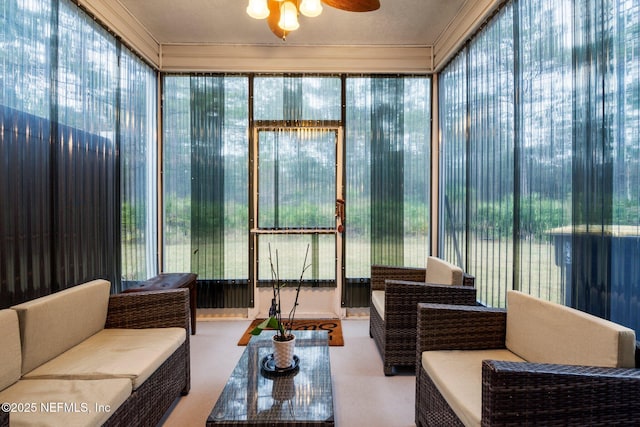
[207,330,334,426]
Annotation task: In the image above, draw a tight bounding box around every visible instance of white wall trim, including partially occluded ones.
[160,44,434,74]
[77,0,161,67]
[432,0,502,71]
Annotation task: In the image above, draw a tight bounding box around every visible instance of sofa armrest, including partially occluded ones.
[370,265,425,292]
[105,288,190,331]
[482,360,640,425]
[416,303,506,353]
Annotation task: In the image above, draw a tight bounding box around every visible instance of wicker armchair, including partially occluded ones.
[415,299,640,426]
[369,256,476,376]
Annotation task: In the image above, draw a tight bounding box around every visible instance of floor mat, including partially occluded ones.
[237,318,344,346]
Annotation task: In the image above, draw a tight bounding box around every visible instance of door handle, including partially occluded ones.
[336,199,345,233]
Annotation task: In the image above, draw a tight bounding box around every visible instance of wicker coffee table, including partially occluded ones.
[207,330,334,426]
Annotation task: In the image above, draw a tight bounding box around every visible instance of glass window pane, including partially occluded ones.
[162,75,249,280]
[254,75,341,121]
[162,76,192,273]
[517,0,572,304]
[467,5,514,308]
[257,234,334,282]
[346,76,430,277]
[608,0,640,332]
[120,51,158,283]
[438,52,468,271]
[258,129,336,229]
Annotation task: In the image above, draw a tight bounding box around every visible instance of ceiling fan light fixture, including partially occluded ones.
[246,0,270,19]
[278,1,300,31]
[299,0,323,17]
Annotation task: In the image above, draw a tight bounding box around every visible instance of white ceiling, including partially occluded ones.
[117,0,469,47]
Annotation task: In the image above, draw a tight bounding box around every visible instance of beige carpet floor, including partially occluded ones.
[160,318,415,427]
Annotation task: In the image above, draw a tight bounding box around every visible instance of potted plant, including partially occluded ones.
[251,243,311,369]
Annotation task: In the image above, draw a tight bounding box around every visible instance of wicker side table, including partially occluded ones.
[123,273,198,334]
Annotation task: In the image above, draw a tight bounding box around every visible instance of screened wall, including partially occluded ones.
[1,0,157,307]
[439,0,640,334]
[346,77,431,272]
[162,74,431,308]
[163,75,250,308]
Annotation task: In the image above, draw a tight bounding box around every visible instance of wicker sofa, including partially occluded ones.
[415,290,640,426]
[0,279,190,426]
[370,256,476,375]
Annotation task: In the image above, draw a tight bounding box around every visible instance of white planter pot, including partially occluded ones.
[272,334,296,369]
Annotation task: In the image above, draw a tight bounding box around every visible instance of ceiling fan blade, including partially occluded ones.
[267,0,289,39]
[321,0,380,12]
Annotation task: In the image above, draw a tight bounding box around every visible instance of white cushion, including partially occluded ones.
[0,309,21,390]
[371,290,385,320]
[425,256,463,285]
[506,290,636,368]
[0,378,131,427]
[422,349,526,427]
[23,327,186,390]
[11,279,111,374]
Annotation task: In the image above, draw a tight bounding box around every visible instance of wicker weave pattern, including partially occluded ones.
[482,360,640,426]
[416,367,464,427]
[369,272,477,375]
[415,303,506,355]
[370,265,426,291]
[106,288,191,331]
[1,289,191,427]
[0,408,7,427]
[415,303,640,426]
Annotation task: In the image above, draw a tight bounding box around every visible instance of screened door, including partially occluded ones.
[250,126,343,288]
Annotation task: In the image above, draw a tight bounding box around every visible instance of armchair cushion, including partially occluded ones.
[425,256,463,285]
[506,290,636,368]
[422,349,525,426]
[371,290,386,320]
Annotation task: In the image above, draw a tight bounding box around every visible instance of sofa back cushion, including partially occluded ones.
[506,290,636,368]
[11,279,111,374]
[425,256,463,285]
[0,309,22,390]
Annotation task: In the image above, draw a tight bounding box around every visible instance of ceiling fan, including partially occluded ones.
[246,0,381,40]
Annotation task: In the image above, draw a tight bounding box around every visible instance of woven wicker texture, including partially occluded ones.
[370,264,476,376]
[415,303,640,426]
[0,408,7,427]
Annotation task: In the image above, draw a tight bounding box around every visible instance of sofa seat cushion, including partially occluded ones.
[422,349,526,427]
[23,327,185,390]
[506,291,636,368]
[0,309,21,391]
[371,290,385,320]
[0,377,131,427]
[11,279,111,374]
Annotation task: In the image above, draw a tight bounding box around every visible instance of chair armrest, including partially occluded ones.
[370,265,425,292]
[482,360,640,425]
[106,288,190,331]
[416,303,506,353]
